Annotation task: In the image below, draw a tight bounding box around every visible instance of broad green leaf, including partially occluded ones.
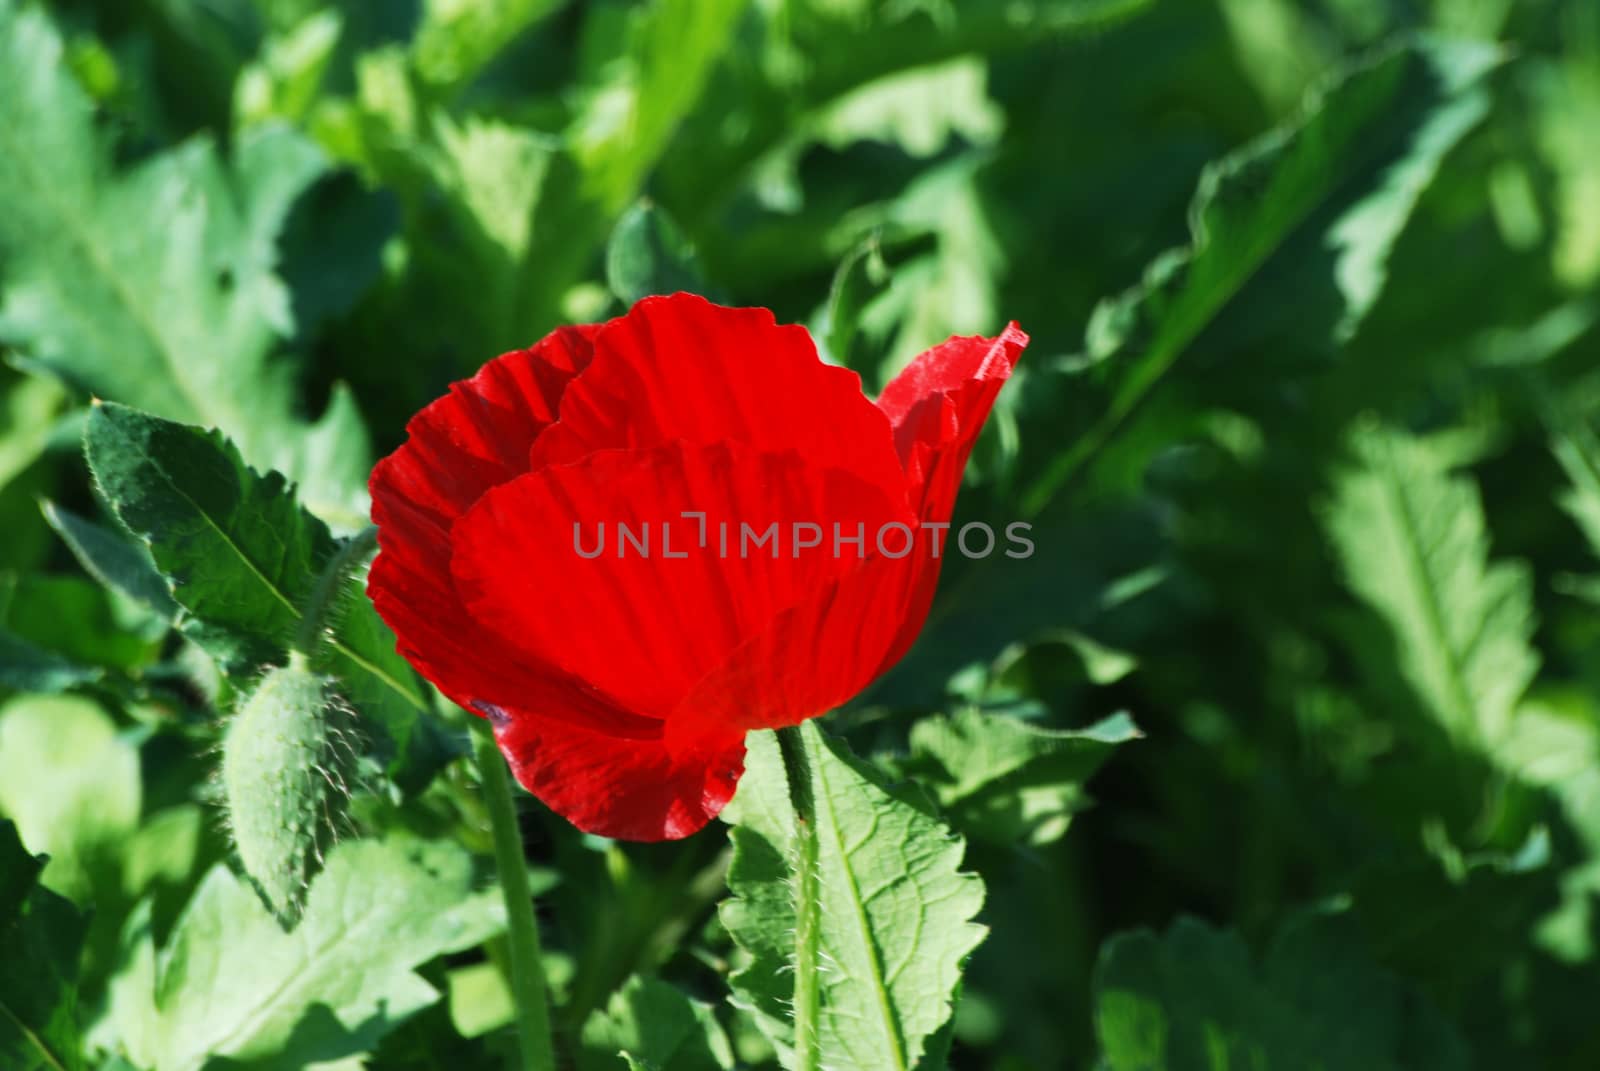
[1323,423,1538,752]
[579,976,734,1071]
[0,695,139,904]
[0,0,366,514]
[902,709,1140,846]
[0,819,88,1071]
[1094,912,1469,1071]
[1023,38,1503,512]
[721,722,985,1071]
[102,836,504,1071]
[606,200,704,306]
[84,403,436,781]
[41,501,178,618]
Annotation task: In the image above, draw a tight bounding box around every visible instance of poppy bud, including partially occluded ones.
[221,653,351,924]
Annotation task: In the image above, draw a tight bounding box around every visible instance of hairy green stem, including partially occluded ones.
[776,725,822,1071]
[292,525,378,656]
[474,725,557,1071]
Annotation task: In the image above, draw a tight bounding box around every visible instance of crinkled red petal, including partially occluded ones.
[529,293,908,507]
[449,439,910,726]
[870,324,1030,672]
[485,700,746,841]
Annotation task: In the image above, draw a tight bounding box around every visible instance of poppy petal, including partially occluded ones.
[875,324,1029,521]
[486,700,745,841]
[664,550,911,758]
[869,325,1029,671]
[368,326,604,719]
[528,293,908,504]
[449,438,912,723]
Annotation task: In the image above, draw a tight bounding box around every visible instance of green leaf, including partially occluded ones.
[0,376,64,493]
[0,573,163,672]
[40,501,178,618]
[818,234,891,368]
[1549,407,1600,560]
[1024,38,1503,512]
[721,722,986,1071]
[579,976,734,1071]
[102,836,504,1071]
[902,709,1140,846]
[513,0,746,335]
[0,695,140,905]
[0,630,101,693]
[411,0,567,91]
[1323,423,1538,752]
[85,402,335,677]
[84,403,437,781]
[659,0,1149,218]
[233,10,343,130]
[605,200,704,306]
[1093,911,1469,1071]
[0,0,365,513]
[1528,43,1600,289]
[811,57,1003,159]
[0,819,89,1071]
[570,0,748,218]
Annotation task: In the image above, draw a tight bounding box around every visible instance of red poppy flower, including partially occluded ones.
[368,293,1027,840]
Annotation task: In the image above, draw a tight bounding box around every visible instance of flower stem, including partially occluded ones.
[775,724,822,1071]
[474,724,557,1071]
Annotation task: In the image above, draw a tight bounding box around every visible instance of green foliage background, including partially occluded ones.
[2,0,1600,1068]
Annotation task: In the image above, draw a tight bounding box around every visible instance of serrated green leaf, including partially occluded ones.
[1323,423,1538,752]
[83,403,437,782]
[1024,38,1503,512]
[84,403,334,676]
[40,501,178,618]
[102,836,504,1071]
[721,722,985,1071]
[1094,912,1469,1071]
[0,0,367,518]
[0,819,88,1071]
[579,976,734,1071]
[904,709,1140,846]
